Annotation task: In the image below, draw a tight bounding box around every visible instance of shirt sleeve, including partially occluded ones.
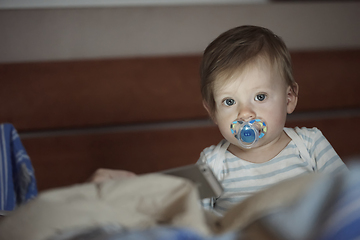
[196,149,213,210]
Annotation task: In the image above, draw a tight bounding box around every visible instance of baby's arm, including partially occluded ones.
[308,128,348,174]
[197,149,217,212]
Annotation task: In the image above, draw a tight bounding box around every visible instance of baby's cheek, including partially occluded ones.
[267,117,287,136]
[219,124,236,142]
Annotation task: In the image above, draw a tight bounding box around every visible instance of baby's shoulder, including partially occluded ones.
[285,127,325,151]
[198,139,228,164]
[288,126,323,140]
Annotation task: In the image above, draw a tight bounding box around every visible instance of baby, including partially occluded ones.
[89,25,347,217]
[197,25,347,215]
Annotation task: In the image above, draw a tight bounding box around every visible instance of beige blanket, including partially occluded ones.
[0,173,319,240]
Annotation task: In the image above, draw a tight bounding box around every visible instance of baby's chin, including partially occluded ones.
[228,137,270,151]
[228,142,255,152]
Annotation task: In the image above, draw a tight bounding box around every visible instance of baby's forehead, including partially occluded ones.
[213,59,286,92]
[213,75,241,93]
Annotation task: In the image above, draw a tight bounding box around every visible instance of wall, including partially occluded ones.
[1,1,360,63]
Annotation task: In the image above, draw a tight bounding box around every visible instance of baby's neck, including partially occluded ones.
[228,131,291,164]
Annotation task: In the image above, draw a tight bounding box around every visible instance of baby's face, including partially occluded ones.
[212,59,295,151]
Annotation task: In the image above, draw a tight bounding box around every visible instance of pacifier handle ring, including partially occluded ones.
[230,119,267,149]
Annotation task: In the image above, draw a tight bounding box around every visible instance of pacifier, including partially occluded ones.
[230,119,267,149]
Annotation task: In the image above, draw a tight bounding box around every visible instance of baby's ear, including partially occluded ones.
[286,83,298,114]
[203,100,217,124]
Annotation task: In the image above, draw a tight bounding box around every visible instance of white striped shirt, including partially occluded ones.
[197,127,348,216]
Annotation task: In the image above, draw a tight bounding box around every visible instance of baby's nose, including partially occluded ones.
[238,106,255,121]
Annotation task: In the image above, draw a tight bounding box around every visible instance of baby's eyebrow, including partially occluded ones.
[214,91,231,98]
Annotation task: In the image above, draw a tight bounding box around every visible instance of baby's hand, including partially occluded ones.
[87,168,137,183]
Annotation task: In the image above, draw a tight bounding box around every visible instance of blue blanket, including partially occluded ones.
[0,123,37,211]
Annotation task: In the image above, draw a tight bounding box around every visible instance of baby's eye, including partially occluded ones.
[255,94,266,101]
[223,98,235,106]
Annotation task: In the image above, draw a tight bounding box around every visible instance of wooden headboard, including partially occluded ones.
[1,49,360,191]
